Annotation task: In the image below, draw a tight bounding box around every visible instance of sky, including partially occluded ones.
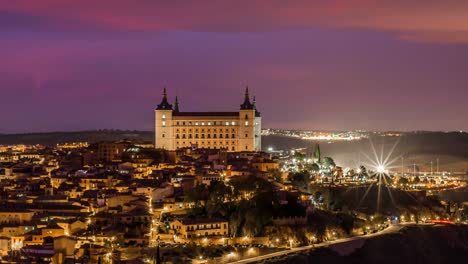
[1,0,467,133]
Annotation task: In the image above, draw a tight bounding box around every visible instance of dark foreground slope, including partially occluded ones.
[265,225,468,264]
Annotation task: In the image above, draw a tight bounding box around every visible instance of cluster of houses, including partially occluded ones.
[0,141,282,263]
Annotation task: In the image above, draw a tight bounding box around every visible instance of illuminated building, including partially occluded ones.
[170,218,229,238]
[154,87,261,151]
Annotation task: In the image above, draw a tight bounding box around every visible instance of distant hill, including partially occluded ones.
[0,130,153,146]
[0,130,466,172]
[263,132,468,172]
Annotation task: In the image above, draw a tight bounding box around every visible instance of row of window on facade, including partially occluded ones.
[175,142,247,151]
[162,120,249,127]
[175,133,248,139]
[177,121,238,126]
[176,141,235,145]
[176,128,236,133]
[188,231,227,238]
[186,223,227,230]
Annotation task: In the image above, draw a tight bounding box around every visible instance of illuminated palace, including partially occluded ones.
[154,88,261,152]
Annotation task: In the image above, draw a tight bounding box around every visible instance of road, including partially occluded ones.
[230,224,405,264]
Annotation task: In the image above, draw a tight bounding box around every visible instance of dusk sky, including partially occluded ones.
[1,0,467,133]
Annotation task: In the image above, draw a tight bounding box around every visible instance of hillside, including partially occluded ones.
[265,225,468,264]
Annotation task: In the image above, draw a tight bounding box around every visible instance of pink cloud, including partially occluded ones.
[1,0,468,43]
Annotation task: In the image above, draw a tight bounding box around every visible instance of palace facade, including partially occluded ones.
[154,88,261,152]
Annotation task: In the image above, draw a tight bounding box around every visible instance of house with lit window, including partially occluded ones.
[170,218,228,238]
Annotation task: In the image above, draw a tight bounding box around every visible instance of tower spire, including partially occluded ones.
[240,86,254,109]
[174,96,180,112]
[156,87,173,110]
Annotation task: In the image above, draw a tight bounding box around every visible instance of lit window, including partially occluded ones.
[208,122,211,125]
[231,121,235,125]
[225,122,229,126]
[202,122,205,126]
[162,114,166,119]
[245,121,249,126]
[162,121,166,127]
[195,122,199,126]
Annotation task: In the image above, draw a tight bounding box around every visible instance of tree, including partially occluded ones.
[206,181,233,217]
[399,177,409,186]
[358,165,368,178]
[184,184,207,206]
[294,152,306,161]
[268,169,283,182]
[228,177,277,237]
[313,144,321,164]
[309,163,320,173]
[290,171,310,191]
[322,157,336,170]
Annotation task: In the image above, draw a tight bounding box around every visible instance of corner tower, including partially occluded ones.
[238,87,262,151]
[155,88,174,149]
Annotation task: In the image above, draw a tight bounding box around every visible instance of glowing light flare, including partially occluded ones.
[377,165,386,174]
